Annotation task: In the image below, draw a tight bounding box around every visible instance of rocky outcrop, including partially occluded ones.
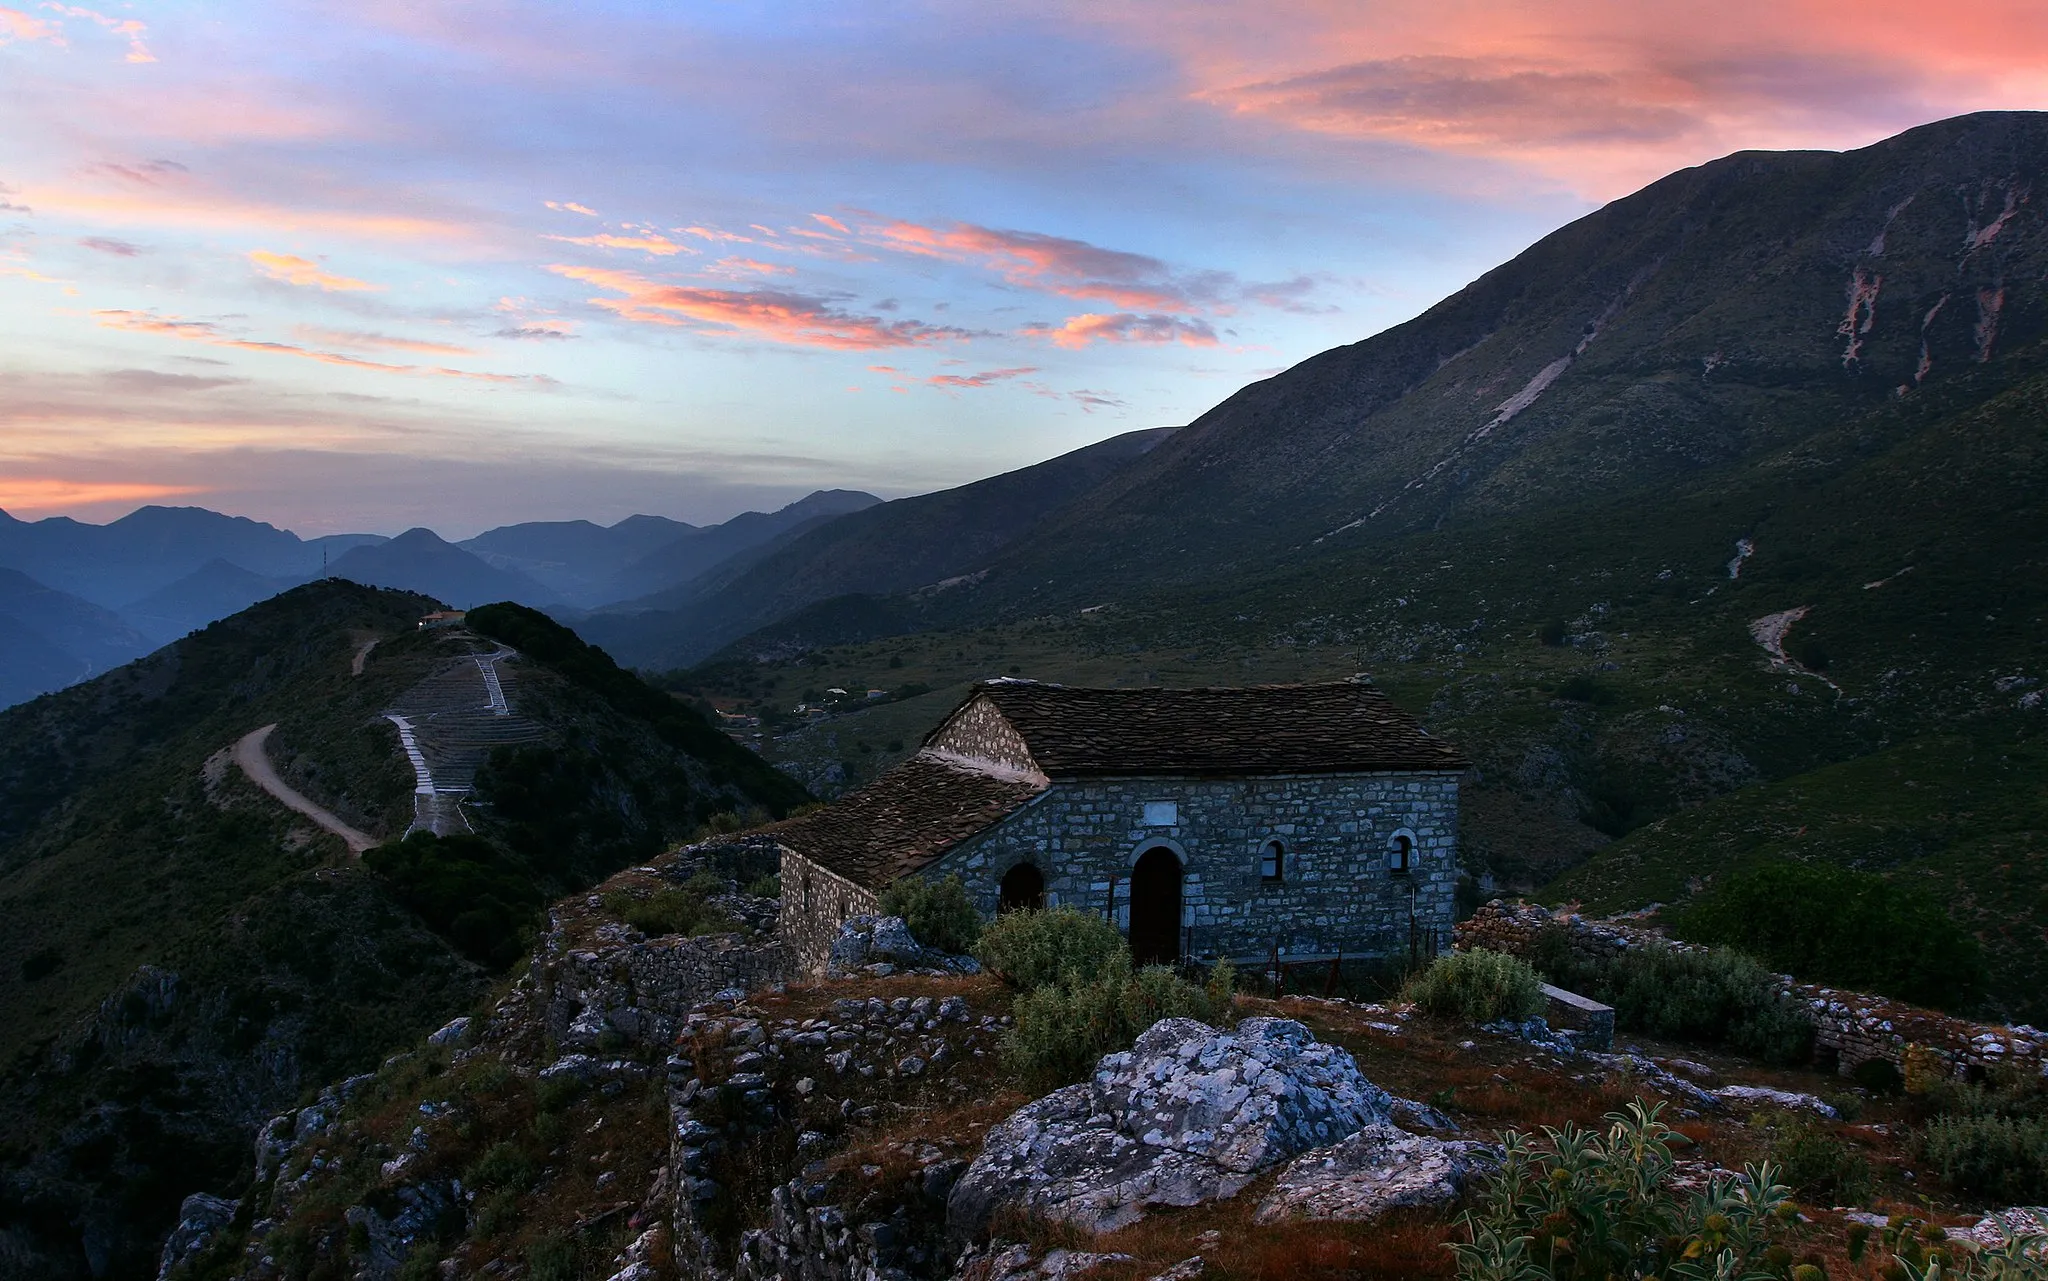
[155,1193,237,1281]
[827,915,982,979]
[948,1017,1395,1236]
[1254,1123,1494,1224]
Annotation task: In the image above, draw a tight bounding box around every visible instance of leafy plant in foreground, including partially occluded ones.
[1451,1099,1809,1281]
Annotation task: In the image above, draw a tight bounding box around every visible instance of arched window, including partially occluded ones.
[999,862,1045,913]
[1259,839,1285,884]
[1388,830,1415,874]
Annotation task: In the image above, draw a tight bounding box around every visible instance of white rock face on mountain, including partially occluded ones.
[947,1016,1397,1235]
[1255,1121,1496,1224]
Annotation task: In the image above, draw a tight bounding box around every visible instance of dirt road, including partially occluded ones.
[233,723,377,855]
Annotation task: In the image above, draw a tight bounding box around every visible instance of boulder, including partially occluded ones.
[155,1192,236,1281]
[828,914,981,977]
[1711,1085,1838,1118]
[1254,1122,1496,1224]
[948,1017,1394,1236]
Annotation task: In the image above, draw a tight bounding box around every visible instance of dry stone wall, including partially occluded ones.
[1457,900,2046,1083]
[779,853,881,976]
[538,916,789,1052]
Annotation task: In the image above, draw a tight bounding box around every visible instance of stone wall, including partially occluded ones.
[927,695,1041,776]
[779,851,880,977]
[1457,900,2047,1083]
[537,917,789,1051]
[921,770,1462,964]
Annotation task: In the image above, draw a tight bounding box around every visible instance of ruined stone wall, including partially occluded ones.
[778,850,880,977]
[537,920,789,1051]
[922,771,1462,963]
[1457,899,2046,1083]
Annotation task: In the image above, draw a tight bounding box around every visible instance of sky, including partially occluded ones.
[3,2,2044,538]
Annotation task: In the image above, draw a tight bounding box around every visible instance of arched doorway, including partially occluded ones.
[1128,845,1183,966]
[998,862,1045,913]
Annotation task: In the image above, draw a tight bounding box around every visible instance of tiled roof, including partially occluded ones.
[952,679,1467,776]
[767,752,1045,889]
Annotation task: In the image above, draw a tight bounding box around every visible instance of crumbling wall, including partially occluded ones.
[1457,899,2045,1083]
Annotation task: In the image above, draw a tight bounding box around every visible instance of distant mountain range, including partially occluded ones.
[0,489,890,709]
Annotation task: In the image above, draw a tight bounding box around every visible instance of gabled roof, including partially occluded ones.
[931,678,1467,776]
[767,751,1045,889]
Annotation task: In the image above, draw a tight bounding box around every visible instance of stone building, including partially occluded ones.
[773,678,1467,975]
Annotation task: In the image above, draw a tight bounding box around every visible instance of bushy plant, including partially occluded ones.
[745,873,780,898]
[463,1140,536,1191]
[600,885,735,937]
[1403,948,1547,1024]
[1675,860,1988,1011]
[973,906,1125,990]
[1760,1116,1871,1205]
[363,831,541,969]
[1003,950,1230,1086]
[1917,1113,2048,1203]
[1451,1100,1809,1281]
[1564,942,1815,1066]
[1847,1213,2048,1280]
[878,873,981,955]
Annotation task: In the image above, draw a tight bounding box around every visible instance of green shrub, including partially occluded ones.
[974,907,1125,990]
[1403,948,1547,1024]
[745,874,780,898]
[474,1187,521,1236]
[363,831,542,969]
[1762,1116,1871,1204]
[878,874,981,955]
[465,1140,536,1191]
[600,886,734,937]
[1675,860,1989,1011]
[1003,951,1228,1086]
[525,1236,580,1281]
[1578,942,1815,1066]
[1918,1113,2048,1202]
[534,1073,583,1114]
[1452,1100,1804,1281]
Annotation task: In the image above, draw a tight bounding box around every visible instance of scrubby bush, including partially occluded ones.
[1918,1113,2048,1203]
[745,873,780,898]
[1538,935,1815,1066]
[1675,860,1988,1011]
[600,885,734,937]
[1452,1100,1807,1281]
[1845,1213,2047,1279]
[973,906,1125,990]
[363,831,541,969]
[878,873,981,955]
[1403,948,1546,1024]
[1003,951,1231,1086]
[1761,1116,1871,1205]
[464,1140,536,1192]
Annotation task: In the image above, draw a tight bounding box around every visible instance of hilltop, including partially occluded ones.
[0,582,805,1279]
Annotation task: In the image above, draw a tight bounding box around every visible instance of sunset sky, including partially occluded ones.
[4,1,2044,537]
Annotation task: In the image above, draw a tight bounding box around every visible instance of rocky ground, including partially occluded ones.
[154,856,2045,1281]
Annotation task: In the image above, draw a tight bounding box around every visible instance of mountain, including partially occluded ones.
[119,557,303,644]
[325,527,558,608]
[459,513,694,606]
[0,568,154,709]
[0,506,372,609]
[0,581,805,1278]
[590,489,882,605]
[674,112,2048,1019]
[583,430,1176,669]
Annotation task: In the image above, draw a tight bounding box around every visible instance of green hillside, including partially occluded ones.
[0,583,804,1280]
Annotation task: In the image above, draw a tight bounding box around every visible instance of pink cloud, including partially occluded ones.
[249,249,382,292]
[810,212,851,234]
[0,478,205,512]
[543,230,690,256]
[861,217,1201,312]
[0,5,61,44]
[44,4,154,62]
[1023,312,1219,349]
[925,366,1038,389]
[96,310,552,385]
[548,264,971,350]
[292,325,476,357]
[546,200,600,216]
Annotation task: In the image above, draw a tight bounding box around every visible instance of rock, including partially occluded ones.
[959,1243,1135,1281]
[426,1016,472,1047]
[828,914,981,976]
[541,1053,600,1082]
[343,1180,458,1279]
[1148,1259,1207,1281]
[948,1017,1395,1236]
[155,1192,236,1281]
[1967,1206,2048,1254]
[1254,1123,1496,1223]
[1712,1085,1838,1118]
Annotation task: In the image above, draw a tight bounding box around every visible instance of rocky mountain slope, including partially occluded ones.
[0,583,805,1279]
[588,490,884,610]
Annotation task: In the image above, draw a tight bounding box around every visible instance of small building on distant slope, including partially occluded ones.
[771,678,1467,975]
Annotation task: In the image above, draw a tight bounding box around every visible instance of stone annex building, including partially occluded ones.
[772,678,1467,975]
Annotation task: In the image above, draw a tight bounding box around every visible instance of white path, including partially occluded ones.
[233,723,376,855]
[474,646,511,715]
[385,711,476,837]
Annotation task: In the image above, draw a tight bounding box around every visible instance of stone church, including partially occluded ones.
[772,678,1467,975]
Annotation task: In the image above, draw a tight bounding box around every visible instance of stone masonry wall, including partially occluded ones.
[921,770,1462,963]
[926,695,1041,776]
[1457,899,2047,1083]
[779,851,880,977]
[537,917,789,1051]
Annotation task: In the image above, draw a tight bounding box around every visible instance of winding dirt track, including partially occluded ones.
[233,723,377,855]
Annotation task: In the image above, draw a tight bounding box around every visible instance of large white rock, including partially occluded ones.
[948,1017,1394,1236]
[1254,1122,1496,1224]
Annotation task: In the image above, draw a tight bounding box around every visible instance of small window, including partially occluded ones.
[1388,831,1415,874]
[1259,840,1285,884]
[1142,800,1178,827]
